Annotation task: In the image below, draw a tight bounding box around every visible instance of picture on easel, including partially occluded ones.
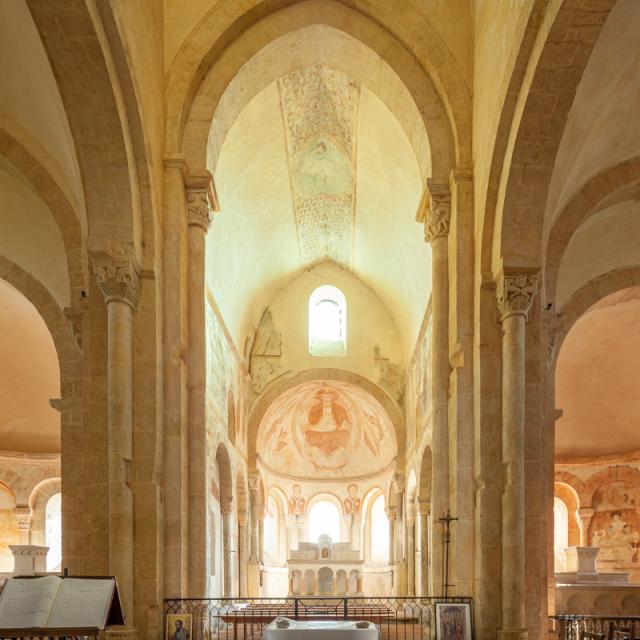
[166,613,192,640]
[435,602,472,640]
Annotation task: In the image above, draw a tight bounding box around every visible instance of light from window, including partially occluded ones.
[264,495,278,564]
[308,500,341,542]
[371,494,389,564]
[309,286,347,356]
[554,497,569,572]
[45,493,62,572]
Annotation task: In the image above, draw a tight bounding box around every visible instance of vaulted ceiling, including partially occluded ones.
[555,287,640,460]
[0,279,60,453]
[206,26,431,362]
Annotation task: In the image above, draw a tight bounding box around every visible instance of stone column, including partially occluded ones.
[14,507,31,545]
[221,499,234,597]
[386,507,396,565]
[406,512,416,596]
[344,514,354,546]
[286,515,298,551]
[423,184,450,595]
[248,474,261,594]
[497,272,538,640]
[238,512,249,596]
[418,501,430,595]
[94,255,138,624]
[578,508,594,547]
[296,515,306,545]
[186,189,213,596]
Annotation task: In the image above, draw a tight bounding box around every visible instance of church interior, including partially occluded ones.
[0,1,639,639]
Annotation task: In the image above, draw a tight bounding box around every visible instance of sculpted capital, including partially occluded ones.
[424,187,451,243]
[497,273,538,322]
[92,255,139,309]
[187,189,213,231]
[220,499,234,515]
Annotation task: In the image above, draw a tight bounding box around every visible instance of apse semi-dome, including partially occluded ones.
[257,379,397,479]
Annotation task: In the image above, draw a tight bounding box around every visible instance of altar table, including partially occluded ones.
[264,619,379,640]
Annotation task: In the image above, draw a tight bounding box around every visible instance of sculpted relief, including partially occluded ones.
[257,380,396,479]
[589,480,640,578]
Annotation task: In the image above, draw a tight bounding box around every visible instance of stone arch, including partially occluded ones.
[0,257,81,374]
[29,477,61,548]
[550,268,640,374]
[166,0,471,181]
[490,0,617,272]
[26,0,154,263]
[554,471,586,506]
[248,368,403,469]
[544,157,640,304]
[0,125,86,302]
[583,466,640,509]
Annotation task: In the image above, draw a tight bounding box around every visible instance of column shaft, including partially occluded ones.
[430,232,449,595]
[107,298,134,619]
[407,518,416,596]
[497,272,537,640]
[187,220,208,596]
[419,508,429,595]
[238,517,248,596]
[501,314,526,632]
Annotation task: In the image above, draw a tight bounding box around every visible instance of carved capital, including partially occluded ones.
[497,272,538,322]
[385,507,397,522]
[92,256,139,309]
[187,189,213,231]
[424,185,451,243]
[237,512,248,526]
[417,501,431,517]
[220,499,234,515]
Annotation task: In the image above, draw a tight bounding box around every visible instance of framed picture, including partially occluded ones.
[166,613,193,640]
[435,602,472,640]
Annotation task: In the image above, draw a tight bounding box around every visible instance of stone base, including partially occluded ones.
[497,628,528,640]
[106,626,138,640]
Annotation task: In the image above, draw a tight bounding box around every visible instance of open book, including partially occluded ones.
[0,575,121,630]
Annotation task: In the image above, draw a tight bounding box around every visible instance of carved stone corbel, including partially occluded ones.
[92,255,139,309]
[424,184,451,243]
[187,189,213,231]
[496,272,539,322]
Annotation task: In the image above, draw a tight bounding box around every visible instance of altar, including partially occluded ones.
[265,619,379,640]
[288,536,363,596]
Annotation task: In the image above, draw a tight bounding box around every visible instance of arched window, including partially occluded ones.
[264,495,279,564]
[308,500,341,542]
[308,286,347,356]
[370,494,389,564]
[45,493,62,571]
[554,497,569,572]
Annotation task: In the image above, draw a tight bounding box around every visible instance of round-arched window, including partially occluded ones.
[308,286,347,356]
[45,493,62,571]
[308,500,341,542]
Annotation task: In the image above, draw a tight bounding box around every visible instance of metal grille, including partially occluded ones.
[165,597,473,640]
[552,615,640,640]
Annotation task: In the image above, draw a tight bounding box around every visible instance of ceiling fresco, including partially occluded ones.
[279,65,358,267]
[257,380,397,479]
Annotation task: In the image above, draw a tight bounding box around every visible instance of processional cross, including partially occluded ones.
[438,510,458,600]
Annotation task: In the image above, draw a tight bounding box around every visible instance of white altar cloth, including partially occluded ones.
[264,619,379,640]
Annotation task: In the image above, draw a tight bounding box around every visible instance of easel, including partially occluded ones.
[0,570,124,640]
[438,510,458,600]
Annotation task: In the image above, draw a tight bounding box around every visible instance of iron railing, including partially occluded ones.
[165,597,473,640]
[552,615,640,640]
